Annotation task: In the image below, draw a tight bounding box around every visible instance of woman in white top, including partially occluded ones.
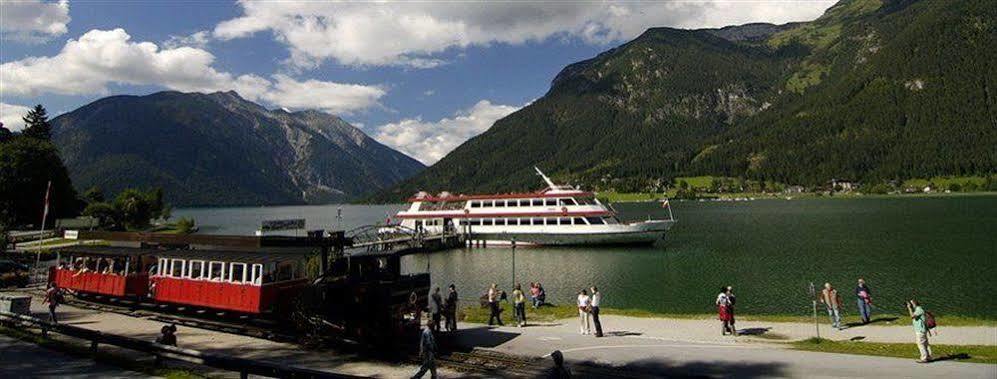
[577,289,592,335]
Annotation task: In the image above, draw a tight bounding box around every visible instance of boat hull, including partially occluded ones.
[468,220,674,246]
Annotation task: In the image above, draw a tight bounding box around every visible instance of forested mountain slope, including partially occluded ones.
[375,0,995,200]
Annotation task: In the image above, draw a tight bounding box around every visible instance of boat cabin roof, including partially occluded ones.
[57,246,313,264]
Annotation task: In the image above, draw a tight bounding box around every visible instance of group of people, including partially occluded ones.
[426,284,459,333]
[575,287,603,337]
[715,286,737,336]
[60,257,127,276]
[819,278,874,330]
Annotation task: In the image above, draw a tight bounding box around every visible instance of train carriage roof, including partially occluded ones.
[57,246,314,264]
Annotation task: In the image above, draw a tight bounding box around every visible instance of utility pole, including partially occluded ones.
[511,238,517,288]
[810,282,820,339]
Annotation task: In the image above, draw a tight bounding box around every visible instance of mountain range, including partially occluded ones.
[375,0,995,200]
[51,91,424,206]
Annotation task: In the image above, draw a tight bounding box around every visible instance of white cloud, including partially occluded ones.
[163,30,210,49]
[0,28,385,114]
[375,100,520,164]
[0,0,71,42]
[423,90,435,96]
[212,1,835,68]
[0,102,33,131]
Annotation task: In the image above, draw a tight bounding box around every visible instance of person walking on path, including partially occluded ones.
[512,283,527,327]
[821,282,843,330]
[907,299,933,363]
[590,286,603,337]
[445,284,458,332]
[856,278,873,324]
[411,325,438,378]
[43,282,63,323]
[716,287,733,335]
[577,289,592,335]
[487,283,503,326]
[429,287,443,332]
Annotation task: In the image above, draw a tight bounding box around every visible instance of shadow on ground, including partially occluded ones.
[844,317,899,328]
[571,357,788,378]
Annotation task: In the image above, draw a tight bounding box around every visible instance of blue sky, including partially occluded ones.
[1,0,834,164]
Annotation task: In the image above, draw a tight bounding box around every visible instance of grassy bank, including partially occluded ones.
[791,337,997,364]
[459,304,996,327]
[0,326,204,378]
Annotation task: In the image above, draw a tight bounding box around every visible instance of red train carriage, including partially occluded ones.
[50,247,154,297]
[149,250,309,314]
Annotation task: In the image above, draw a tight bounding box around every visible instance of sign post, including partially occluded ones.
[809,281,820,339]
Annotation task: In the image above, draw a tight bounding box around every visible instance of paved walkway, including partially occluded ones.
[0,334,150,378]
[6,291,459,378]
[450,315,996,378]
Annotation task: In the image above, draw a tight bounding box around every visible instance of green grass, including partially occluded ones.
[0,326,207,378]
[902,176,987,190]
[791,337,997,364]
[459,304,996,328]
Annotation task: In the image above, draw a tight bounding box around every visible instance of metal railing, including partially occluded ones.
[0,310,365,379]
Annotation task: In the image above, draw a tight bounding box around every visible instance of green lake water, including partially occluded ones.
[404,196,997,319]
[177,196,997,319]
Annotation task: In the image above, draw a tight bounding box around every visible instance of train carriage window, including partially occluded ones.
[170,259,185,277]
[229,263,247,283]
[251,264,263,285]
[573,217,585,225]
[156,258,168,276]
[187,260,205,279]
[208,261,225,281]
[276,262,294,281]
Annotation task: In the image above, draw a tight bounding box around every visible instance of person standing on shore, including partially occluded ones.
[429,287,443,332]
[445,284,458,332]
[716,286,732,335]
[513,283,527,327]
[43,282,63,323]
[725,286,738,336]
[907,299,933,363]
[577,289,592,335]
[856,278,873,324]
[487,283,503,326]
[821,282,843,329]
[412,325,438,378]
[590,286,603,337]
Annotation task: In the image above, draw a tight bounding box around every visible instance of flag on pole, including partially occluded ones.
[41,180,52,227]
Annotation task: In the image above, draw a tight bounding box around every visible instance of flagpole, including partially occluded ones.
[36,180,52,269]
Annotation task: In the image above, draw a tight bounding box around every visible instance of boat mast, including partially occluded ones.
[534,166,557,189]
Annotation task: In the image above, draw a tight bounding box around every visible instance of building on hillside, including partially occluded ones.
[784,185,806,194]
[829,179,856,192]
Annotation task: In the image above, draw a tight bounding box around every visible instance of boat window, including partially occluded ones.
[251,264,263,285]
[544,199,556,206]
[529,199,540,206]
[559,218,571,225]
[573,217,585,225]
[577,197,594,205]
[605,217,619,224]
[470,201,480,208]
[559,198,577,206]
[229,263,247,283]
[170,259,185,277]
[482,219,494,226]
[469,219,481,226]
[208,261,225,281]
[187,260,205,279]
[586,217,605,225]
[531,218,543,225]
[509,218,519,226]
[495,219,506,226]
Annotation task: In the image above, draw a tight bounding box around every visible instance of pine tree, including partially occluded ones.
[0,124,12,143]
[21,104,52,140]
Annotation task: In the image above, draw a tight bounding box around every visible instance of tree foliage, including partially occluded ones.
[21,104,52,140]
[0,136,80,227]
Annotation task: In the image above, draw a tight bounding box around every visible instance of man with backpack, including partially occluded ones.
[907,299,934,363]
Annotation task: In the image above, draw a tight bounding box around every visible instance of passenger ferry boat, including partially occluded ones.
[393,168,675,246]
